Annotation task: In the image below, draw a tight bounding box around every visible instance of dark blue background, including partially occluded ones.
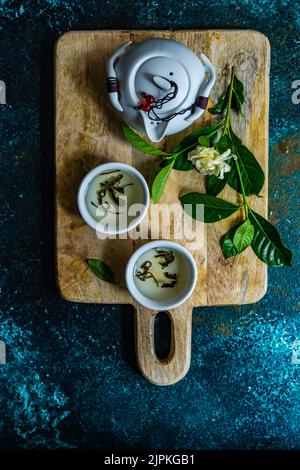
[0,0,299,450]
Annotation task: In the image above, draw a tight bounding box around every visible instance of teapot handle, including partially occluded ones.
[185,53,216,123]
[106,41,132,113]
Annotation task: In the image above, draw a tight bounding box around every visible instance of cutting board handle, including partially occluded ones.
[134,304,192,386]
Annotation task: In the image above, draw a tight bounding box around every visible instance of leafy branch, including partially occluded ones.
[123,121,223,202]
[123,68,292,267]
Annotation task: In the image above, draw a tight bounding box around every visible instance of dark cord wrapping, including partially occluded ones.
[133,78,207,122]
[107,77,119,93]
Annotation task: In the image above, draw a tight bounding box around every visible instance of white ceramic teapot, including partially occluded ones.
[107,38,216,142]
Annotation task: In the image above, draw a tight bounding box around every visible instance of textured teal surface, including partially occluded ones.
[0,0,299,450]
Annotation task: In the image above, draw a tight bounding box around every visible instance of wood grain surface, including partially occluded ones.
[55,30,270,385]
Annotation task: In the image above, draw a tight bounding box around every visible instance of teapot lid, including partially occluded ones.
[133,56,190,118]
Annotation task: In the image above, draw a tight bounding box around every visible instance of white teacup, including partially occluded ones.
[126,240,197,310]
[77,162,150,235]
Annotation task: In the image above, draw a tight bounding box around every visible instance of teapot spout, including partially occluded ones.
[141,112,170,142]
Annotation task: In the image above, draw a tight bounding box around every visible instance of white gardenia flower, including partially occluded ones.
[188,146,236,179]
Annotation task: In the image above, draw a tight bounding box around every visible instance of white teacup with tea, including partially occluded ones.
[126,240,197,310]
[77,162,150,235]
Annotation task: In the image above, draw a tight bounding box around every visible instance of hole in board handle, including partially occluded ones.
[154,311,172,360]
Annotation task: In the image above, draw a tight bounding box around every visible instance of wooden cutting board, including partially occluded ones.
[55,30,270,385]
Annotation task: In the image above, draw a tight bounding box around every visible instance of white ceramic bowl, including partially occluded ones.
[125,240,197,310]
[77,162,150,235]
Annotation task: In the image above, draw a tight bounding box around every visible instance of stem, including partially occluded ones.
[224,67,249,220]
[229,128,249,219]
[222,66,235,135]
[174,142,199,157]
[235,158,249,217]
[173,122,224,158]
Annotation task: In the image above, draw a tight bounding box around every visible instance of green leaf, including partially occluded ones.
[176,122,222,149]
[180,193,240,223]
[221,217,254,259]
[228,129,242,146]
[206,171,230,196]
[123,125,168,156]
[198,135,210,146]
[215,133,231,152]
[208,90,229,114]
[248,211,292,267]
[173,154,194,171]
[86,259,115,283]
[209,76,244,115]
[221,227,239,259]
[152,159,175,203]
[231,76,244,113]
[228,129,265,196]
[233,218,254,253]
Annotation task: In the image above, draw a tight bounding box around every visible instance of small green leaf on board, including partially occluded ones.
[86,259,115,284]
